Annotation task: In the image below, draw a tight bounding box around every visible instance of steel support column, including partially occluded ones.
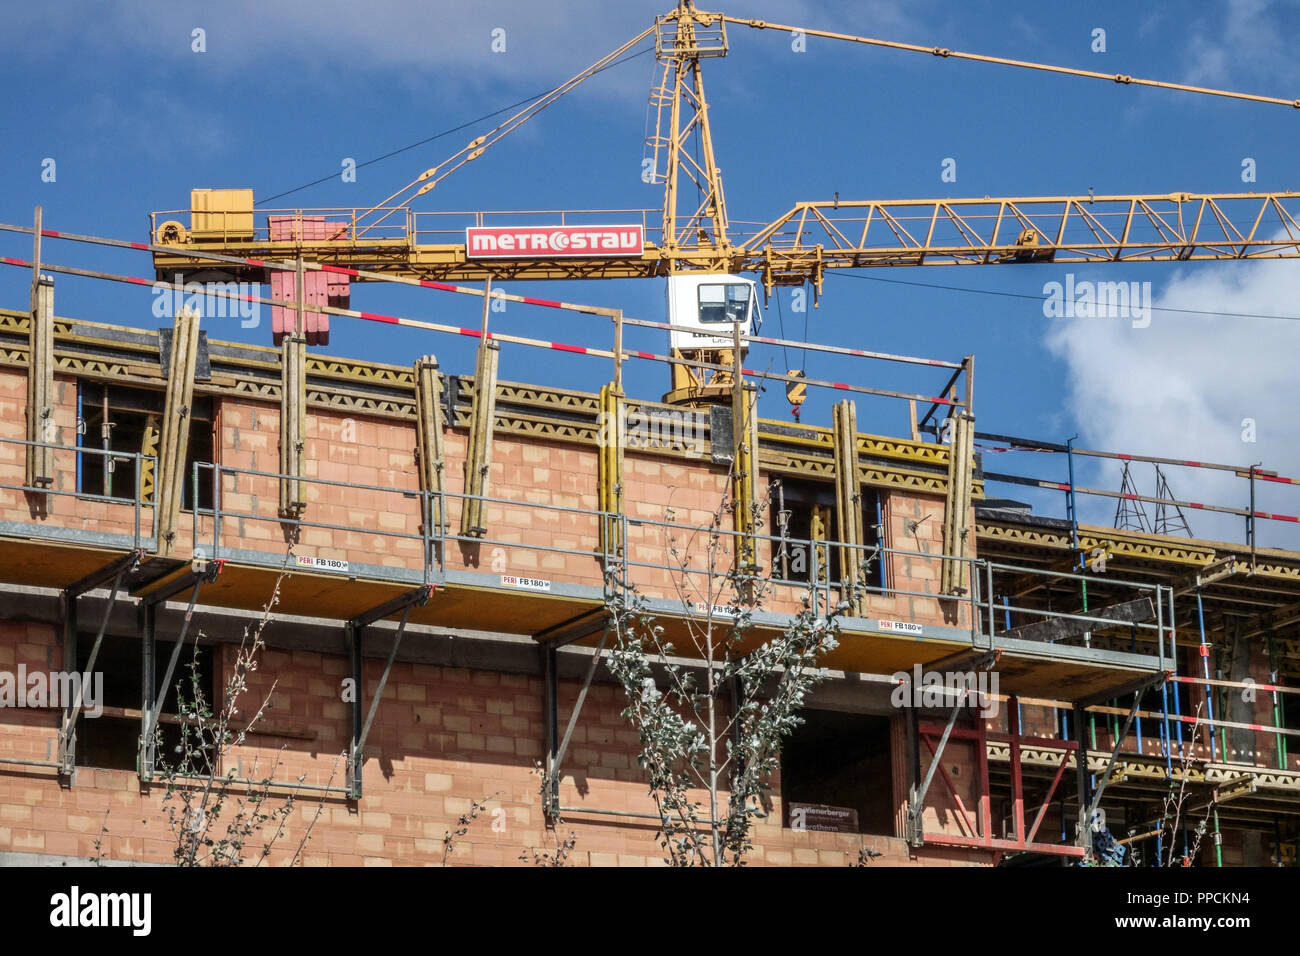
[541,644,559,818]
[279,261,307,518]
[906,697,963,847]
[536,610,608,821]
[731,379,759,574]
[545,627,611,824]
[56,550,144,781]
[1073,703,1092,854]
[345,585,432,799]
[1079,690,1144,854]
[138,563,221,781]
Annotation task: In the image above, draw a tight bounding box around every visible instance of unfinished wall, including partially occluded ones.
[0,369,151,544]
[0,618,989,867]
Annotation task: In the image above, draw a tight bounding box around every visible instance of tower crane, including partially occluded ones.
[149,1,1300,406]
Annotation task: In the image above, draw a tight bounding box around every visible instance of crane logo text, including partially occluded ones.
[467,225,644,258]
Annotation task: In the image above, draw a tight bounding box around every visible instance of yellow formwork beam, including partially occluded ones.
[139,414,159,502]
[26,206,54,492]
[598,382,625,557]
[461,340,500,537]
[833,399,864,610]
[157,306,200,556]
[25,273,54,491]
[942,410,975,595]
[413,354,446,534]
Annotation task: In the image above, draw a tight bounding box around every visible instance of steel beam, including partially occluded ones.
[731,333,758,573]
[1080,690,1143,852]
[924,647,999,676]
[535,608,608,649]
[346,585,432,799]
[1074,670,1167,710]
[547,626,611,823]
[1073,703,1092,854]
[138,562,220,780]
[279,267,307,518]
[542,644,560,819]
[906,697,963,846]
[57,551,143,780]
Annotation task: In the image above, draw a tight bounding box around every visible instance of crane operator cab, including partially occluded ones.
[662,273,762,406]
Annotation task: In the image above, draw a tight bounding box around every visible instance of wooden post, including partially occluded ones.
[833,399,864,608]
[941,356,976,595]
[156,306,200,556]
[598,382,625,558]
[26,206,55,491]
[461,281,499,536]
[941,410,975,595]
[413,354,446,532]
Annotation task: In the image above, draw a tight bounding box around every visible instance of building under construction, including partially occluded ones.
[2,3,1300,867]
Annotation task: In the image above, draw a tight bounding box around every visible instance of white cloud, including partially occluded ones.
[1044,256,1300,550]
[1181,0,1300,90]
[3,0,918,96]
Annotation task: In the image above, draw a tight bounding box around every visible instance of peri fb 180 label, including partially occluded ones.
[877,619,924,635]
[296,555,349,573]
[502,575,551,592]
[693,602,737,618]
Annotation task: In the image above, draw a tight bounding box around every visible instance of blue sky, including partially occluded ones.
[3,0,1300,546]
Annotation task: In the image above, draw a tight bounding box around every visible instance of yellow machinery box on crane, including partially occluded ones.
[190,188,254,240]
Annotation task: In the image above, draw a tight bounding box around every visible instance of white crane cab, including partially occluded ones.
[666,274,762,352]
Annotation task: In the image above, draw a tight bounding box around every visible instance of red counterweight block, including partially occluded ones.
[319,221,352,346]
[266,216,349,345]
[270,268,292,346]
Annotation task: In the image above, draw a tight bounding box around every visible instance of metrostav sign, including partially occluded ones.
[466,224,644,258]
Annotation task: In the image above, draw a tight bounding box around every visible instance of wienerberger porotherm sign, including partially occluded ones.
[466,225,644,258]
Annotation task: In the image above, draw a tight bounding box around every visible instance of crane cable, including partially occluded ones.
[259,46,654,209]
[830,270,1300,322]
[360,28,659,232]
[723,15,1300,110]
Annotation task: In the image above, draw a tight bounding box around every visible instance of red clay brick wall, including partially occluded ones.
[881,490,973,629]
[0,369,149,544]
[1,361,973,627]
[0,617,988,866]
